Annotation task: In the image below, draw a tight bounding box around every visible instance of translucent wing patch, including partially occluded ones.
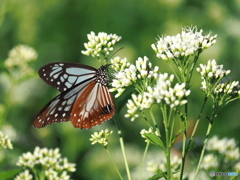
[71,82,115,129]
[33,77,95,128]
[39,62,96,92]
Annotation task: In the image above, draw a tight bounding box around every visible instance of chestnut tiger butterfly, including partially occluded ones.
[33,62,115,129]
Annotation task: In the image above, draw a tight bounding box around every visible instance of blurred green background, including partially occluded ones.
[0,0,240,179]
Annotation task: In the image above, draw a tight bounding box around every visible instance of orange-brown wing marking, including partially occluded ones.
[71,81,115,129]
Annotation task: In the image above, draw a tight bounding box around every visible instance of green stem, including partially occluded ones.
[114,118,131,180]
[194,122,213,179]
[139,142,150,180]
[161,106,172,179]
[0,75,14,128]
[188,96,208,148]
[149,108,161,137]
[118,129,131,180]
[105,148,124,180]
[186,51,201,88]
[179,100,188,180]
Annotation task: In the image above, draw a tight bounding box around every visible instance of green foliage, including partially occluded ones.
[0,168,22,180]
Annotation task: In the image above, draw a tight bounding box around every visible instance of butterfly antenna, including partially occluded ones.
[108,47,124,60]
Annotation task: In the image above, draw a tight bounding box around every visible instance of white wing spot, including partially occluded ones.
[77,119,81,122]
[51,79,54,82]
[47,117,50,121]
[64,106,71,111]
[74,113,76,117]
[62,113,66,117]
[58,107,62,111]
[50,110,55,115]
[55,114,58,117]
[57,82,60,85]
[43,74,46,76]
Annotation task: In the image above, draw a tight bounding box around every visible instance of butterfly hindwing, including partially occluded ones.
[33,76,96,128]
[39,62,97,92]
[71,81,115,129]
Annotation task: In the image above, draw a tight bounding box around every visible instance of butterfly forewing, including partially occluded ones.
[34,63,115,129]
[39,63,96,92]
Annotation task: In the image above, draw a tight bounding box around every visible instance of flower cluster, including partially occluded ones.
[110,56,130,72]
[123,73,190,121]
[125,93,154,121]
[90,129,113,147]
[110,56,159,97]
[214,81,240,97]
[81,31,121,58]
[197,59,231,91]
[147,155,181,179]
[197,59,240,105]
[4,45,38,79]
[4,44,38,68]
[206,136,240,162]
[201,154,218,170]
[152,26,217,61]
[15,170,33,180]
[151,73,190,108]
[0,131,13,149]
[16,147,76,180]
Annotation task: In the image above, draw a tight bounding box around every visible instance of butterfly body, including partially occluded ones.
[33,63,115,129]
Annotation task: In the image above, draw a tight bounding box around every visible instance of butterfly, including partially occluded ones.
[33,62,115,129]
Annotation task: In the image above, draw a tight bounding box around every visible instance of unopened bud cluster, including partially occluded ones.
[90,129,113,147]
[82,32,121,58]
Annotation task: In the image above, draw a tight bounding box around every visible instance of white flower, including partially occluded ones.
[201,154,218,170]
[14,170,33,180]
[110,56,130,71]
[110,56,159,98]
[206,136,240,162]
[214,81,240,96]
[146,155,181,179]
[152,73,190,108]
[81,32,121,58]
[16,147,76,178]
[152,26,217,61]
[197,59,230,82]
[5,44,37,68]
[90,129,113,147]
[0,131,13,149]
[125,92,154,121]
[146,161,159,173]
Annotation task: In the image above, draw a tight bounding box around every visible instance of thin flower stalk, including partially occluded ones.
[194,122,213,179]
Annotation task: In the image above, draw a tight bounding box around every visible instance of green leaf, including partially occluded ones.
[144,133,165,150]
[186,138,196,152]
[171,128,185,144]
[147,169,166,180]
[0,168,22,180]
[176,109,185,122]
